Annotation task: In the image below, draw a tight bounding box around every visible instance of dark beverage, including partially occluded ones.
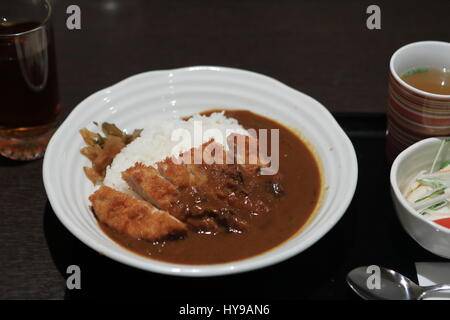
[0,20,60,160]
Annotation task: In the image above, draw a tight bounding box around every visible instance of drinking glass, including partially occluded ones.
[0,0,60,160]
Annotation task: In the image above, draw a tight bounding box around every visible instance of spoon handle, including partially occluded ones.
[420,284,450,300]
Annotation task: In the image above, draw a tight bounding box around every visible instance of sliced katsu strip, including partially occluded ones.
[122,163,179,211]
[89,186,186,241]
[122,162,192,220]
[155,140,227,190]
[157,157,199,188]
[124,161,216,220]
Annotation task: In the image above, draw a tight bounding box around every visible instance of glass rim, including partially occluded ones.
[0,0,52,38]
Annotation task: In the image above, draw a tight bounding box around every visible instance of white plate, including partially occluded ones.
[43,66,358,276]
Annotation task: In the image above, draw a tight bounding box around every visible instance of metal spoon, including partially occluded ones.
[347,266,450,300]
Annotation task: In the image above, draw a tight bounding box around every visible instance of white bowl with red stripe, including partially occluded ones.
[43,66,358,276]
[391,137,450,259]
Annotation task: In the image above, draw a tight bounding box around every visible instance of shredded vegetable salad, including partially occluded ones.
[404,139,450,229]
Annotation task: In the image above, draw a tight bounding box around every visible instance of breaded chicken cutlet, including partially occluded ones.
[89,186,186,241]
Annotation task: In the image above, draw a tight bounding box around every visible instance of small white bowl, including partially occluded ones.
[391,137,450,259]
[43,66,358,276]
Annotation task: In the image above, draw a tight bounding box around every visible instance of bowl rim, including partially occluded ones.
[43,65,358,276]
[390,136,450,234]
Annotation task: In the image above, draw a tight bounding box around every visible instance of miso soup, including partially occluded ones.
[402,67,450,95]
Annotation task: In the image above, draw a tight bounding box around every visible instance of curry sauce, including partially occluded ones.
[100,110,322,264]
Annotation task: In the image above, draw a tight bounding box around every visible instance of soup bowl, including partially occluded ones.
[43,66,358,276]
[391,137,450,259]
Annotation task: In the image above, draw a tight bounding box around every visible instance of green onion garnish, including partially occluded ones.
[416,178,445,189]
[415,187,446,203]
[402,68,428,78]
[439,161,450,170]
[427,200,447,210]
[430,139,450,174]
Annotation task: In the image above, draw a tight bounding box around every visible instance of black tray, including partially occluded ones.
[44,113,446,300]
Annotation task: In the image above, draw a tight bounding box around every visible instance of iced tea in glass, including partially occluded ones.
[0,0,60,160]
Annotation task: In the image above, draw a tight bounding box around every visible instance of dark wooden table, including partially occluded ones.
[1,0,449,300]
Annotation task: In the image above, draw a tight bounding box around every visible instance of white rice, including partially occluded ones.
[103,112,248,194]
